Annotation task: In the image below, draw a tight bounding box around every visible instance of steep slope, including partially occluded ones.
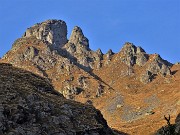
[0,63,118,135]
[1,19,179,135]
[93,54,180,134]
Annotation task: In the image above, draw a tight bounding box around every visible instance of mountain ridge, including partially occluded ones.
[1,19,179,135]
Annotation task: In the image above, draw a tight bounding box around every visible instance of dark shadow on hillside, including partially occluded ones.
[0,63,61,97]
[155,113,180,135]
[112,129,129,135]
[171,70,178,75]
[175,113,180,125]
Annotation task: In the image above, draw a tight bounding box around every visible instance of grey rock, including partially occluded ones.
[77,75,87,88]
[119,42,148,66]
[140,70,153,84]
[96,61,102,69]
[106,49,114,61]
[147,54,171,76]
[96,84,104,97]
[23,20,68,49]
[69,26,89,48]
[23,46,39,60]
[136,46,146,54]
[119,42,137,66]
[136,53,148,66]
[96,48,103,61]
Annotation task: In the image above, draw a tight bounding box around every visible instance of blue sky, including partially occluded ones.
[0,0,179,63]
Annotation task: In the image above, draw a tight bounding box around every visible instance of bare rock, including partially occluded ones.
[106,49,114,60]
[69,26,89,48]
[23,19,68,49]
[140,70,154,84]
[119,42,148,66]
[136,53,149,66]
[23,46,39,60]
[95,49,104,61]
[96,84,104,97]
[119,42,137,66]
[140,54,172,83]
[136,46,146,54]
[77,75,87,88]
[147,54,171,76]
[64,26,90,56]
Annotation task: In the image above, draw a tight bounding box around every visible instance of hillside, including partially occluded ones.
[0,63,120,135]
[1,19,180,135]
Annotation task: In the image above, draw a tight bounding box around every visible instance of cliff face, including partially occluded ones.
[1,19,179,135]
[0,63,115,135]
[23,20,67,49]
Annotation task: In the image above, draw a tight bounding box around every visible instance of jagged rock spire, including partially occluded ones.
[106,49,114,62]
[96,48,103,55]
[23,19,68,49]
[119,42,148,66]
[106,49,114,56]
[95,48,103,61]
[69,26,89,48]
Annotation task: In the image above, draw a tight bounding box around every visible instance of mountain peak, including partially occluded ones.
[1,19,179,135]
[69,26,89,48]
[23,19,68,49]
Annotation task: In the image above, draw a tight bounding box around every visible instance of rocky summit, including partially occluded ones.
[23,20,68,49]
[1,19,180,135]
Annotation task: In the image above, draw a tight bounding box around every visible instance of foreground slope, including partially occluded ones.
[1,19,180,134]
[0,63,117,135]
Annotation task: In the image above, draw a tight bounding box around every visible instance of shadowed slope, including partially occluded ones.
[0,63,122,135]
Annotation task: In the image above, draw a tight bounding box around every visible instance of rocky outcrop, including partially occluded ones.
[147,54,172,76]
[69,26,89,49]
[119,42,148,66]
[23,20,68,49]
[140,54,172,83]
[118,42,172,83]
[23,46,39,60]
[14,20,106,72]
[140,70,154,84]
[0,63,115,135]
[63,26,105,71]
[106,49,114,60]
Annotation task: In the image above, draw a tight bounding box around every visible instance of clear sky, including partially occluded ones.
[0,0,179,63]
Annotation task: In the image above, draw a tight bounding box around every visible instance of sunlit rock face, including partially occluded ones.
[23,19,68,49]
[119,42,148,66]
[69,26,89,48]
